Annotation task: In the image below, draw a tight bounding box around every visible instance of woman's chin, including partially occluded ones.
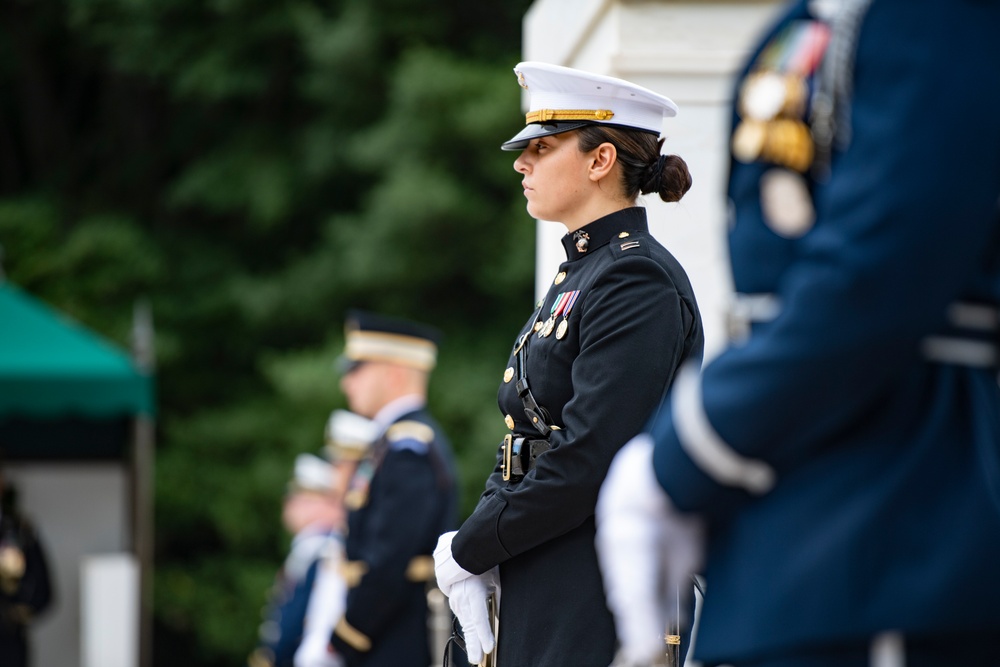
[525,202,546,221]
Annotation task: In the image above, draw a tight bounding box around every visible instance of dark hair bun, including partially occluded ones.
[640,154,691,203]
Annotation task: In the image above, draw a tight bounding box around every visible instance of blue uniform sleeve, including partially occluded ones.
[651,0,1000,513]
[271,561,319,667]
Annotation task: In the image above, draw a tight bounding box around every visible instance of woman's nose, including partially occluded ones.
[513,151,530,173]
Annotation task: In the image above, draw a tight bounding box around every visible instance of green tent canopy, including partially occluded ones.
[0,282,154,459]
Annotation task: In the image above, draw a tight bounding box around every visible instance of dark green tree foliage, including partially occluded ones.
[0,0,534,662]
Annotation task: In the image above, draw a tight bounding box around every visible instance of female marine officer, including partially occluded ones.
[433,62,705,667]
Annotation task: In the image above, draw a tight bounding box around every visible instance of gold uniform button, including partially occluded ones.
[503,367,514,383]
[618,231,630,238]
[504,415,515,430]
[554,271,567,285]
[533,321,544,332]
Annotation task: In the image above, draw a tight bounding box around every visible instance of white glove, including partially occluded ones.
[294,545,347,667]
[294,637,342,667]
[447,568,500,665]
[596,434,705,666]
[434,531,474,597]
[434,531,502,665]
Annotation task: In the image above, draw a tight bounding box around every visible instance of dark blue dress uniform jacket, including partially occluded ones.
[646,0,1000,663]
[452,207,704,667]
[330,408,456,667]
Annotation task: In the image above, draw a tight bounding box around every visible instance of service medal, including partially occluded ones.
[768,119,814,173]
[553,290,581,342]
[740,71,788,121]
[760,168,815,237]
[540,317,555,337]
[732,18,832,173]
[732,119,768,164]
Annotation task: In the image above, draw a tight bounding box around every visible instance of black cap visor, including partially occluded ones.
[501,121,590,151]
[334,355,364,376]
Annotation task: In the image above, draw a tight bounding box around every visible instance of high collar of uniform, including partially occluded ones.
[560,207,649,261]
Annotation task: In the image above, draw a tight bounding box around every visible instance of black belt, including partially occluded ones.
[500,434,551,482]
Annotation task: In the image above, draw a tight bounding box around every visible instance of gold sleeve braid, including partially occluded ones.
[335,618,372,652]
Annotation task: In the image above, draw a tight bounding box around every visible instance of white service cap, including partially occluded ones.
[291,453,334,493]
[324,409,379,462]
[502,61,678,151]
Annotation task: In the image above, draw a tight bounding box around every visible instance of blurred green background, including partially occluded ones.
[0,0,535,663]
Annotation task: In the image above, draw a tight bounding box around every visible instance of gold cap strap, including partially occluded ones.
[525,108,615,124]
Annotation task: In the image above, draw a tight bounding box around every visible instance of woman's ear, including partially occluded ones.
[588,142,617,182]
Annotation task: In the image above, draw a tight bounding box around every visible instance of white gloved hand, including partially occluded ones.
[294,546,347,667]
[596,434,705,666]
[447,568,499,665]
[434,531,473,597]
[294,636,343,667]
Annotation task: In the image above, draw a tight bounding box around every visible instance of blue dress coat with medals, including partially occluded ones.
[645,0,1000,663]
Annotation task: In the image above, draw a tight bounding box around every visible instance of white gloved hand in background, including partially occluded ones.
[294,540,347,667]
[294,637,342,667]
[596,434,705,666]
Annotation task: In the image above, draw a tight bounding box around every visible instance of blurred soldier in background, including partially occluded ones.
[249,453,346,667]
[0,458,53,667]
[596,1,1000,666]
[293,410,379,667]
[329,310,457,667]
[322,410,381,508]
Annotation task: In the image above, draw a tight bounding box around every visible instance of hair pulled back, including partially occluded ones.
[575,125,692,203]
